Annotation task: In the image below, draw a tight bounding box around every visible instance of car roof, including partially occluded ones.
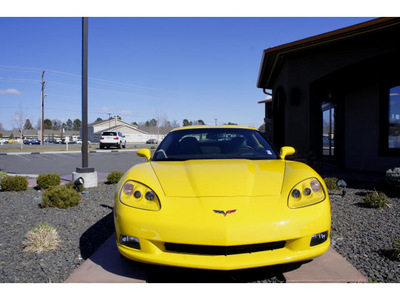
[171,125,257,132]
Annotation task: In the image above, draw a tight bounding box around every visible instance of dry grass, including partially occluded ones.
[22,222,61,253]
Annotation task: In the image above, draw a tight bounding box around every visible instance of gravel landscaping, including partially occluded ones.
[1,178,399,283]
[330,186,400,283]
[0,182,115,283]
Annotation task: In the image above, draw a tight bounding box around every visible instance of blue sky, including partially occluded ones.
[0,16,375,130]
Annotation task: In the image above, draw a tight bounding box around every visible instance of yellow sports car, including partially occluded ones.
[114,126,330,270]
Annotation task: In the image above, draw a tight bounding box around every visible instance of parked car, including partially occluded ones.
[146,139,158,144]
[45,138,57,143]
[0,138,8,144]
[24,139,40,145]
[61,138,76,144]
[53,139,62,144]
[114,126,331,270]
[76,139,91,145]
[100,131,126,149]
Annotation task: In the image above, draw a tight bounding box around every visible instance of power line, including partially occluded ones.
[0,65,186,95]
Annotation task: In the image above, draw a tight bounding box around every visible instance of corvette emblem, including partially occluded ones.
[213,209,237,217]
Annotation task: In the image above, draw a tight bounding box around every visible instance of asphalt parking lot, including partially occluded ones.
[0,147,149,176]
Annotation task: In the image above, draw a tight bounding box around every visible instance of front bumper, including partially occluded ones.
[114,194,331,270]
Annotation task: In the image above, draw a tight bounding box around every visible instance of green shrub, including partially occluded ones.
[0,171,7,179]
[363,191,390,208]
[107,171,124,184]
[324,177,340,191]
[41,185,81,209]
[386,168,400,185]
[385,168,400,194]
[0,175,28,191]
[65,180,85,192]
[36,173,61,190]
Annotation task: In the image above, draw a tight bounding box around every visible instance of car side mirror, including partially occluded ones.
[280,146,295,160]
[137,148,151,162]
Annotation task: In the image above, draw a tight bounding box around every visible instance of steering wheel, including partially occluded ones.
[235,146,255,154]
[155,149,168,159]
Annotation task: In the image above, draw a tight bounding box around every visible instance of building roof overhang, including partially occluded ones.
[258,97,272,104]
[256,17,400,89]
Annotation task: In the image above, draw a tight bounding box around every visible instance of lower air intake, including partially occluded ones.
[164,241,286,256]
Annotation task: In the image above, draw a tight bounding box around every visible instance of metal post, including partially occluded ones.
[77,17,93,173]
[72,17,97,187]
[82,17,88,168]
[41,70,45,145]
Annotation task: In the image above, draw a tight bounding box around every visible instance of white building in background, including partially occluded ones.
[84,117,164,143]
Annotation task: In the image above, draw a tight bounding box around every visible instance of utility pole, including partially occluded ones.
[41,70,45,145]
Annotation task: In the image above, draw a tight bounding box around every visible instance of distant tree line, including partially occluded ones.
[17,118,82,131]
[41,118,82,131]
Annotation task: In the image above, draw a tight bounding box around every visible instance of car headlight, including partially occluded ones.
[120,180,161,211]
[288,178,326,208]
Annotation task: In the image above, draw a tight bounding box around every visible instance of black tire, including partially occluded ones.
[100,144,104,149]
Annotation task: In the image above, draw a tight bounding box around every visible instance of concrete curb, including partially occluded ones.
[66,234,368,283]
[282,247,368,283]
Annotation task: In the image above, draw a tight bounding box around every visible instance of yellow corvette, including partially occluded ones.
[114,126,330,270]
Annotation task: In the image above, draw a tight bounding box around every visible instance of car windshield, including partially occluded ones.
[152,128,278,161]
[102,132,117,136]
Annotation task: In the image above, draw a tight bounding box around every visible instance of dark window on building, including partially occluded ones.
[389,85,400,149]
[380,83,400,156]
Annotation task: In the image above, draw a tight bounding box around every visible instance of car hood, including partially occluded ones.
[150,159,285,197]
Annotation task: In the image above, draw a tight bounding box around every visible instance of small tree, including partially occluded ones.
[24,119,33,130]
[183,119,192,126]
[13,104,27,149]
[52,119,62,131]
[66,119,73,130]
[44,119,52,129]
[73,119,82,131]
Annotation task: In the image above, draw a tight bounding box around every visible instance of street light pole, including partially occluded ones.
[41,70,45,145]
[73,17,97,188]
[81,17,89,169]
